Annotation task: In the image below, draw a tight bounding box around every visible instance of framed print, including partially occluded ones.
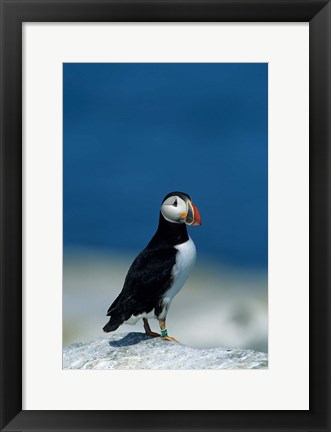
[0,0,330,431]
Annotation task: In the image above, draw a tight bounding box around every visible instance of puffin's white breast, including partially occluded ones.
[163,237,196,304]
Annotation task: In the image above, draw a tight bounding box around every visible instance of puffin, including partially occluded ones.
[103,191,201,342]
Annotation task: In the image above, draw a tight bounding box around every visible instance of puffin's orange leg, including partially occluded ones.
[143,318,161,337]
[159,319,179,343]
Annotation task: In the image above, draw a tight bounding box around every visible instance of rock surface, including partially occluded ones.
[63,333,268,369]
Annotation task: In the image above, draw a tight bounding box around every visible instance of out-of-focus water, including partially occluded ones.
[64,63,268,269]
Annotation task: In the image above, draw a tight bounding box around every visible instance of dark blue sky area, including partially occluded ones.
[64,63,268,269]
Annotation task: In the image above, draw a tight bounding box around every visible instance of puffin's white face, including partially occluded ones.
[161,195,187,224]
[161,194,201,226]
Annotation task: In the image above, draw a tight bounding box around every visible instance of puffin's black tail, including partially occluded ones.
[103,295,137,333]
[103,318,121,333]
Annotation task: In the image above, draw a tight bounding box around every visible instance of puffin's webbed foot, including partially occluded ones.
[143,318,160,337]
[162,335,179,343]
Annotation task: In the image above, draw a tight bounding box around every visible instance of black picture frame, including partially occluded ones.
[1,1,330,431]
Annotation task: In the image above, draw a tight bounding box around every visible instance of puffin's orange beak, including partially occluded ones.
[185,201,202,226]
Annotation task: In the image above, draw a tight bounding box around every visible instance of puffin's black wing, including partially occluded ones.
[103,246,177,332]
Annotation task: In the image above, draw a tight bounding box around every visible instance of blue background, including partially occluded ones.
[63,63,268,269]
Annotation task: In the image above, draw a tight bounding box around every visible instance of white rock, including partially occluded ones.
[63,333,268,370]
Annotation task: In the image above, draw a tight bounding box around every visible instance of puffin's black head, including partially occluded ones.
[160,191,201,226]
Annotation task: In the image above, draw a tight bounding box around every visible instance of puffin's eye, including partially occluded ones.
[173,199,178,207]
